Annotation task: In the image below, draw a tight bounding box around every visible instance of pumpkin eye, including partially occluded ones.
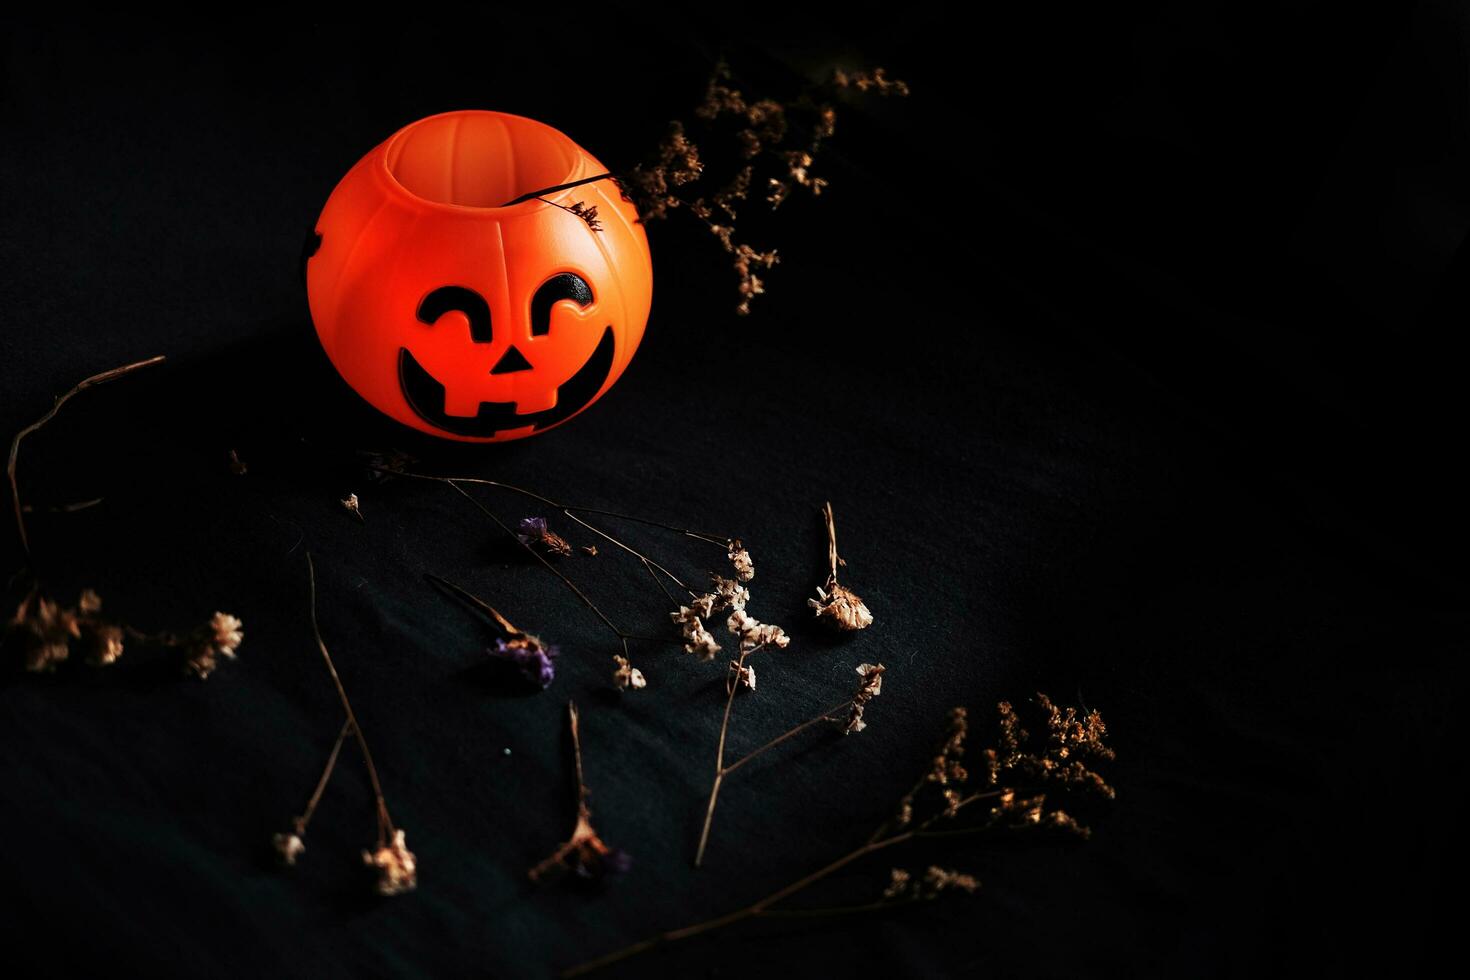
[531,273,594,337]
[418,286,492,343]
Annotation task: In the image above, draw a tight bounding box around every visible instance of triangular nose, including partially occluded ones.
[490,345,534,375]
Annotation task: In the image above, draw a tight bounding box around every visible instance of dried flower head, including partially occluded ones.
[362,829,418,896]
[725,607,789,652]
[810,501,873,630]
[183,611,244,679]
[6,593,79,672]
[531,703,632,884]
[809,582,874,631]
[671,605,722,661]
[341,493,363,521]
[727,539,754,581]
[612,654,646,691]
[842,662,886,734]
[708,575,749,612]
[727,660,756,694]
[273,832,305,866]
[79,621,124,666]
[832,67,911,96]
[489,634,559,689]
[517,517,573,558]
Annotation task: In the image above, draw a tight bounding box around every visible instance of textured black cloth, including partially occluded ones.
[0,9,1461,978]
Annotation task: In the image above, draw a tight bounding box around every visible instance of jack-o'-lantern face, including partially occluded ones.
[305,110,653,442]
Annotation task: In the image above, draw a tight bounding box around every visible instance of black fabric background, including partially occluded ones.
[1,7,1462,977]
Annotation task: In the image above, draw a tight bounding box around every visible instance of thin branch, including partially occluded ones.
[565,832,914,977]
[7,355,164,568]
[294,718,353,835]
[719,698,852,777]
[306,552,394,845]
[446,480,626,642]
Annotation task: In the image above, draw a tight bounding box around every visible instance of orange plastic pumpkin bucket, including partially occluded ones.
[305,110,652,442]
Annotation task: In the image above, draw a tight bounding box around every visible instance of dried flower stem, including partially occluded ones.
[294,718,353,836]
[7,355,165,569]
[567,787,1010,977]
[567,695,1114,975]
[306,552,395,846]
[693,641,854,867]
[372,467,743,669]
[529,701,631,882]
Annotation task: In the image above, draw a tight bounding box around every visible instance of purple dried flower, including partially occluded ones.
[575,841,633,879]
[517,517,573,558]
[489,635,559,688]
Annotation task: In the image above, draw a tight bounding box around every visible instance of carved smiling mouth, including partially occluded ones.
[398,326,615,437]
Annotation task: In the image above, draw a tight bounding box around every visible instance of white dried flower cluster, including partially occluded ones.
[883,865,980,901]
[727,539,754,581]
[844,662,886,734]
[671,606,722,661]
[362,829,418,896]
[671,571,768,661]
[612,654,646,690]
[183,611,245,679]
[727,660,756,693]
[726,606,789,652]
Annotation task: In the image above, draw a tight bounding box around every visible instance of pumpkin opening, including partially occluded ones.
[384,111,579,209]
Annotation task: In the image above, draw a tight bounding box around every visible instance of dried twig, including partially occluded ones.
[7,355,164,568]
[302,553,417,895]
[618,61,910,314]
[565,694,1114,976]
[693,661,883,867]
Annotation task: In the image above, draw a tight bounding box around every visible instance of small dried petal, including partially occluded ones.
[273,832,305,866]
[341,493,364,521]
[727,540,754,582]
[210,612,244,659]
[80,622,125,666]
[855,662,885,699]
[685,627,721,662]
[884,868,914,900]
[612,654,646,691]
[727,660,756,694]
[922,866,980,896]
[363,829,417,896]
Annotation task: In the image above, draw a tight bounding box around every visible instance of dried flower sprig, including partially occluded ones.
[518,516,574,558]
[619,60,909,314]
[368,466,750,689]
[693,659,885,867]
[3,356,244,679]
[530,702,632,883]
[274,718,351,867]
[808,501,873,631]
[565,693,1114,976]
[426,574,560,689]
[274,554,415,896]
